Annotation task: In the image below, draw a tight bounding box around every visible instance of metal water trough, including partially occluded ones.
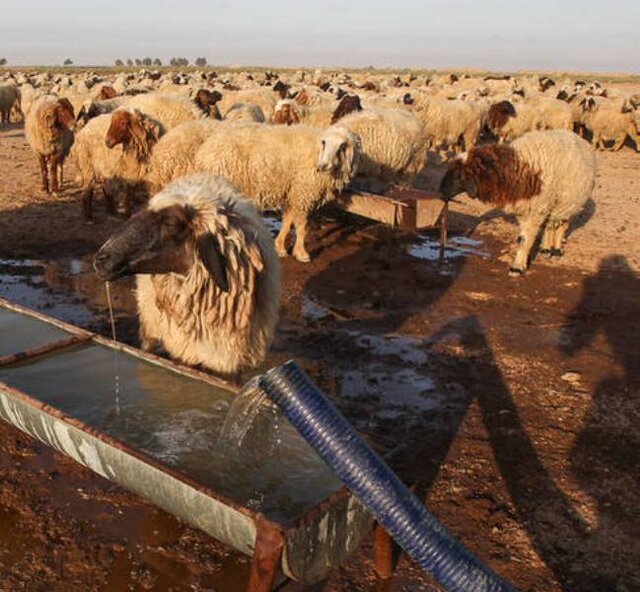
[0,298,394,591]
[337,186,448,247]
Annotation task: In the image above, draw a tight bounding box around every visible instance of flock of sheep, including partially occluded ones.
[0,67,635,377]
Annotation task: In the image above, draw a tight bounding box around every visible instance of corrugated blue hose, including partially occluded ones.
[258,361,517,592]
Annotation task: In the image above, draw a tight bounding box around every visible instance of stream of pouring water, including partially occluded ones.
[104,281,121,415]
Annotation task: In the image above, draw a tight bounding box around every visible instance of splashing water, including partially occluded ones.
[104,281,121,415]
[218,378,273,453]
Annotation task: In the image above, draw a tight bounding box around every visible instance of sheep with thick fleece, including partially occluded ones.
[440,130,595,275]
[25,95,76,194]
[94,174,280,378]
[0,84,21,124]
[534,98,573,131]
[223,102,266,122]
[580,97,639,151]
[407,95,480,154]
[336,108,427,180]
[120,92,205,130]
[486,100,540,142]
[194,123,360,262]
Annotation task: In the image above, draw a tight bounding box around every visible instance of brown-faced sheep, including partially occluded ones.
[94,174,280,379]
[486,100,539,142]
[194,123,360,262]
[25,96,76,194]
[440,130,595,275]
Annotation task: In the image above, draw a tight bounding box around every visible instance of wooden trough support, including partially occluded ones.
[337,186,448,255]
[0,298,399,591]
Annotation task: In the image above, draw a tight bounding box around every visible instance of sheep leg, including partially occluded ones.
[82,185,95,223]
[510,214,545,276]
[38,155,49,192]
[551,220,568,256]
[274,210,294,258]
[48,155,59,194]
[291,211,311,263]
[611,135,625,151]
[57,162,64,190]
[539,220,554,255]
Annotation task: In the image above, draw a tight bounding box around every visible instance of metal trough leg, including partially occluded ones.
[246,517,285,592]
[373,523,395,580]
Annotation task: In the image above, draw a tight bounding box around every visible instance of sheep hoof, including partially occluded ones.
[294,252,311,263]
[508,267,525,277]
[550,248,564,258]
[276,247,288,258]
[84,219,95,226]
[539,248,552,257]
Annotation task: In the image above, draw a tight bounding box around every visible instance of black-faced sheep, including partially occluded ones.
[440,130,595,275]
[94,174,280,379]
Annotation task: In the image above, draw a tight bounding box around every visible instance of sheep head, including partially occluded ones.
[97,85,117,100]
[105,109,162,160]
[294,89,310,105]
[272,101,300,125]
[44,98,75,131]
[580,96,598,113]
[331,94,362,124]
[486,100,517,131]
[273,80,291,99]
[316,126,361,179]
[439,145,542,208]
[194,89,223,119]
[94,202,229,291]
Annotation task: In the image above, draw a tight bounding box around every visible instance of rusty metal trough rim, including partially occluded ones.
[0,296,353,533]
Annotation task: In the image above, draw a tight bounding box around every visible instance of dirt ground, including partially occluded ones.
[0,98,639,592]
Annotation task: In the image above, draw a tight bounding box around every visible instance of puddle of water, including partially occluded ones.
[407,235,490,261]
[346,331,428,366]
[301,297,331,322]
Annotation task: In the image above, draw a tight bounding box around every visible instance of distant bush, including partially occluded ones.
[0,58,7,66]
[195,57,207,67]
[127,59,133,66]
[170,57,189,67]
[115,59,124,67]
[63,58,73,66]
[153,58,162,66]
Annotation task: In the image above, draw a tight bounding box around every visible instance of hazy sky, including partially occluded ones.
[2,1,638,72]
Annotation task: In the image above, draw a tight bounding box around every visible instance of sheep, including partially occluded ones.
[486,100,540,142]
[336,108,427,181]
[535,98,573,131]
[0,83,21,124]
[439,129,595,275]
[407,95,480,154]
[271,94,362,127]
[75,96,127,128]
[217,90,277,120]
[194,123,360,262]
[25,96,76,194]
[223,102,266,122]
[193,88,222,120]
[120,92,205,129]
[93,174,281,379]
[580,97,639,151]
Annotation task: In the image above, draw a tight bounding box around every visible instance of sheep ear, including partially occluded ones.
[342,132,361,176]
[197,232,229,292]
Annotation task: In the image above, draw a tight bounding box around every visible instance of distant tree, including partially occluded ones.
[127,59,133,67]
[153,58,162,66]
[63,58,73,66]
[115,59,124,67]
[0,58,7,66]
[195,57,207,67]
[135,58,142,66]
[142,57,153,66]
[170,57,189,67]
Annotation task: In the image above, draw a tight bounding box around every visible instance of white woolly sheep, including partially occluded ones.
[580,97,639,151]
[405,94,481,154]
[336,107,428,180]
[94,173,281,378]
[25,95,76,194]
[194,123,360,262]
[223,102,266,122]
[120,92,205,130]
[440,130,595,275]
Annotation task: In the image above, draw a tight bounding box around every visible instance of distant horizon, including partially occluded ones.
[2,0,638,74]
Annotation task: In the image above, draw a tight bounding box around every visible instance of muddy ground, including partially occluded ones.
[0,110,639,592]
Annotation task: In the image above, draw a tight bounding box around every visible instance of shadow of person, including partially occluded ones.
[560,255,640,584]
